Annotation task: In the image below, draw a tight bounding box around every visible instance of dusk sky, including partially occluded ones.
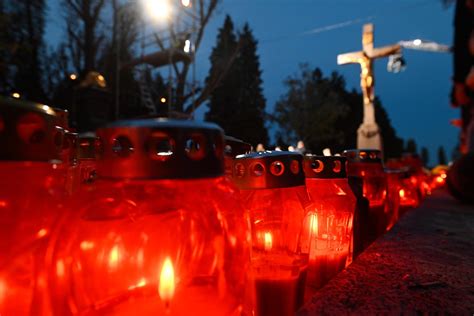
[46,0,457,163]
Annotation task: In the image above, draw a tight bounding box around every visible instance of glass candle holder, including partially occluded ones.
[302,155,356,290]
[47,119,250,316]
[232,151,311,316]
[0,97,65,315]
[343,149,388,243]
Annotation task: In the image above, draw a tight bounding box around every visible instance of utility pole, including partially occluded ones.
[337,23,401,150]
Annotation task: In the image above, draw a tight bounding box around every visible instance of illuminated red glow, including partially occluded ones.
[47,177,248,315]
[0,162,66,315]
[305,178,356,289]
[239,185,311,315]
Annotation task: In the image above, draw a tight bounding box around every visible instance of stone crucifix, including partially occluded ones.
[337,23,401,150]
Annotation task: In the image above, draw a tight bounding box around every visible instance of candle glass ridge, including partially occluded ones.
[47,119,250,316]
[233,151,311,316]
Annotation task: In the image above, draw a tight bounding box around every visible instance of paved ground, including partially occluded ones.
[298,189,474,315]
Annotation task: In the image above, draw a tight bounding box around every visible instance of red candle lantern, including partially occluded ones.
[232,151,311,316]
[343,149,388,243]
[47,119,250,315]
[302,155,356,290]
[0,97,65,315]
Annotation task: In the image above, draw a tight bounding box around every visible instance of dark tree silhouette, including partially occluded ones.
[62,0,106,75]
[233,23,268,146]
[405,138,418,154]
[438,146,448,165]
[2,0,47,102]
[421,146,430,166]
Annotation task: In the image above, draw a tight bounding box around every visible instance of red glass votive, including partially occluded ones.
[47,119,250,316]
[0,97,65,315]
[233,151,311,316]
[343,149,388,243]
[303,155,356,289]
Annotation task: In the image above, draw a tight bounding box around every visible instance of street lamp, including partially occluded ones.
[143,0,172,21]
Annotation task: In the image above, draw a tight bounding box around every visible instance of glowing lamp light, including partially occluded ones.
[158,257,175,304]
[183,39,191,53]
[144,0,172,21]
[11,92,20,99]
[69,73,77,80]
[160,97,167,103]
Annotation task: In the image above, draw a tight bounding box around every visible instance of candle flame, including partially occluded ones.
[159,257,175,303]
[310,213,318,236]
[399,189,405,198]
[108,245,120,269]
[264,232,272,251]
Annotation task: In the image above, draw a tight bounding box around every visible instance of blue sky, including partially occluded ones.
[45,0,457,163]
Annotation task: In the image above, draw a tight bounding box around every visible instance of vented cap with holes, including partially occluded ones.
[303,155,347,179]
[95,119,225,179]
[232,151,305,189]
[0,96,63,161]
[342,149,383,163]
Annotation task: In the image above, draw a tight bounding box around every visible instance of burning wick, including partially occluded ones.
[159,257,175,310]
[399,189,405,198]
[310,213,318,237]
[264,232,272,251]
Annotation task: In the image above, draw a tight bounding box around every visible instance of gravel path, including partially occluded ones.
[298,189,474,315]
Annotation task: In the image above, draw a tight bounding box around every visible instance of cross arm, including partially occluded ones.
[337,51,364,65]
[368,44,401,59]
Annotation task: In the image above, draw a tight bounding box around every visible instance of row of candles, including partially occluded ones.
[0,97,443,315]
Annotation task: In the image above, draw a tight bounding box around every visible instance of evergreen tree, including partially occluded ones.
[438,146,447,165]
[206,17,268,146]
[421,146,430,166]
[405,138,418,154]
[205,15,239,131]
[234,23,268,146]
